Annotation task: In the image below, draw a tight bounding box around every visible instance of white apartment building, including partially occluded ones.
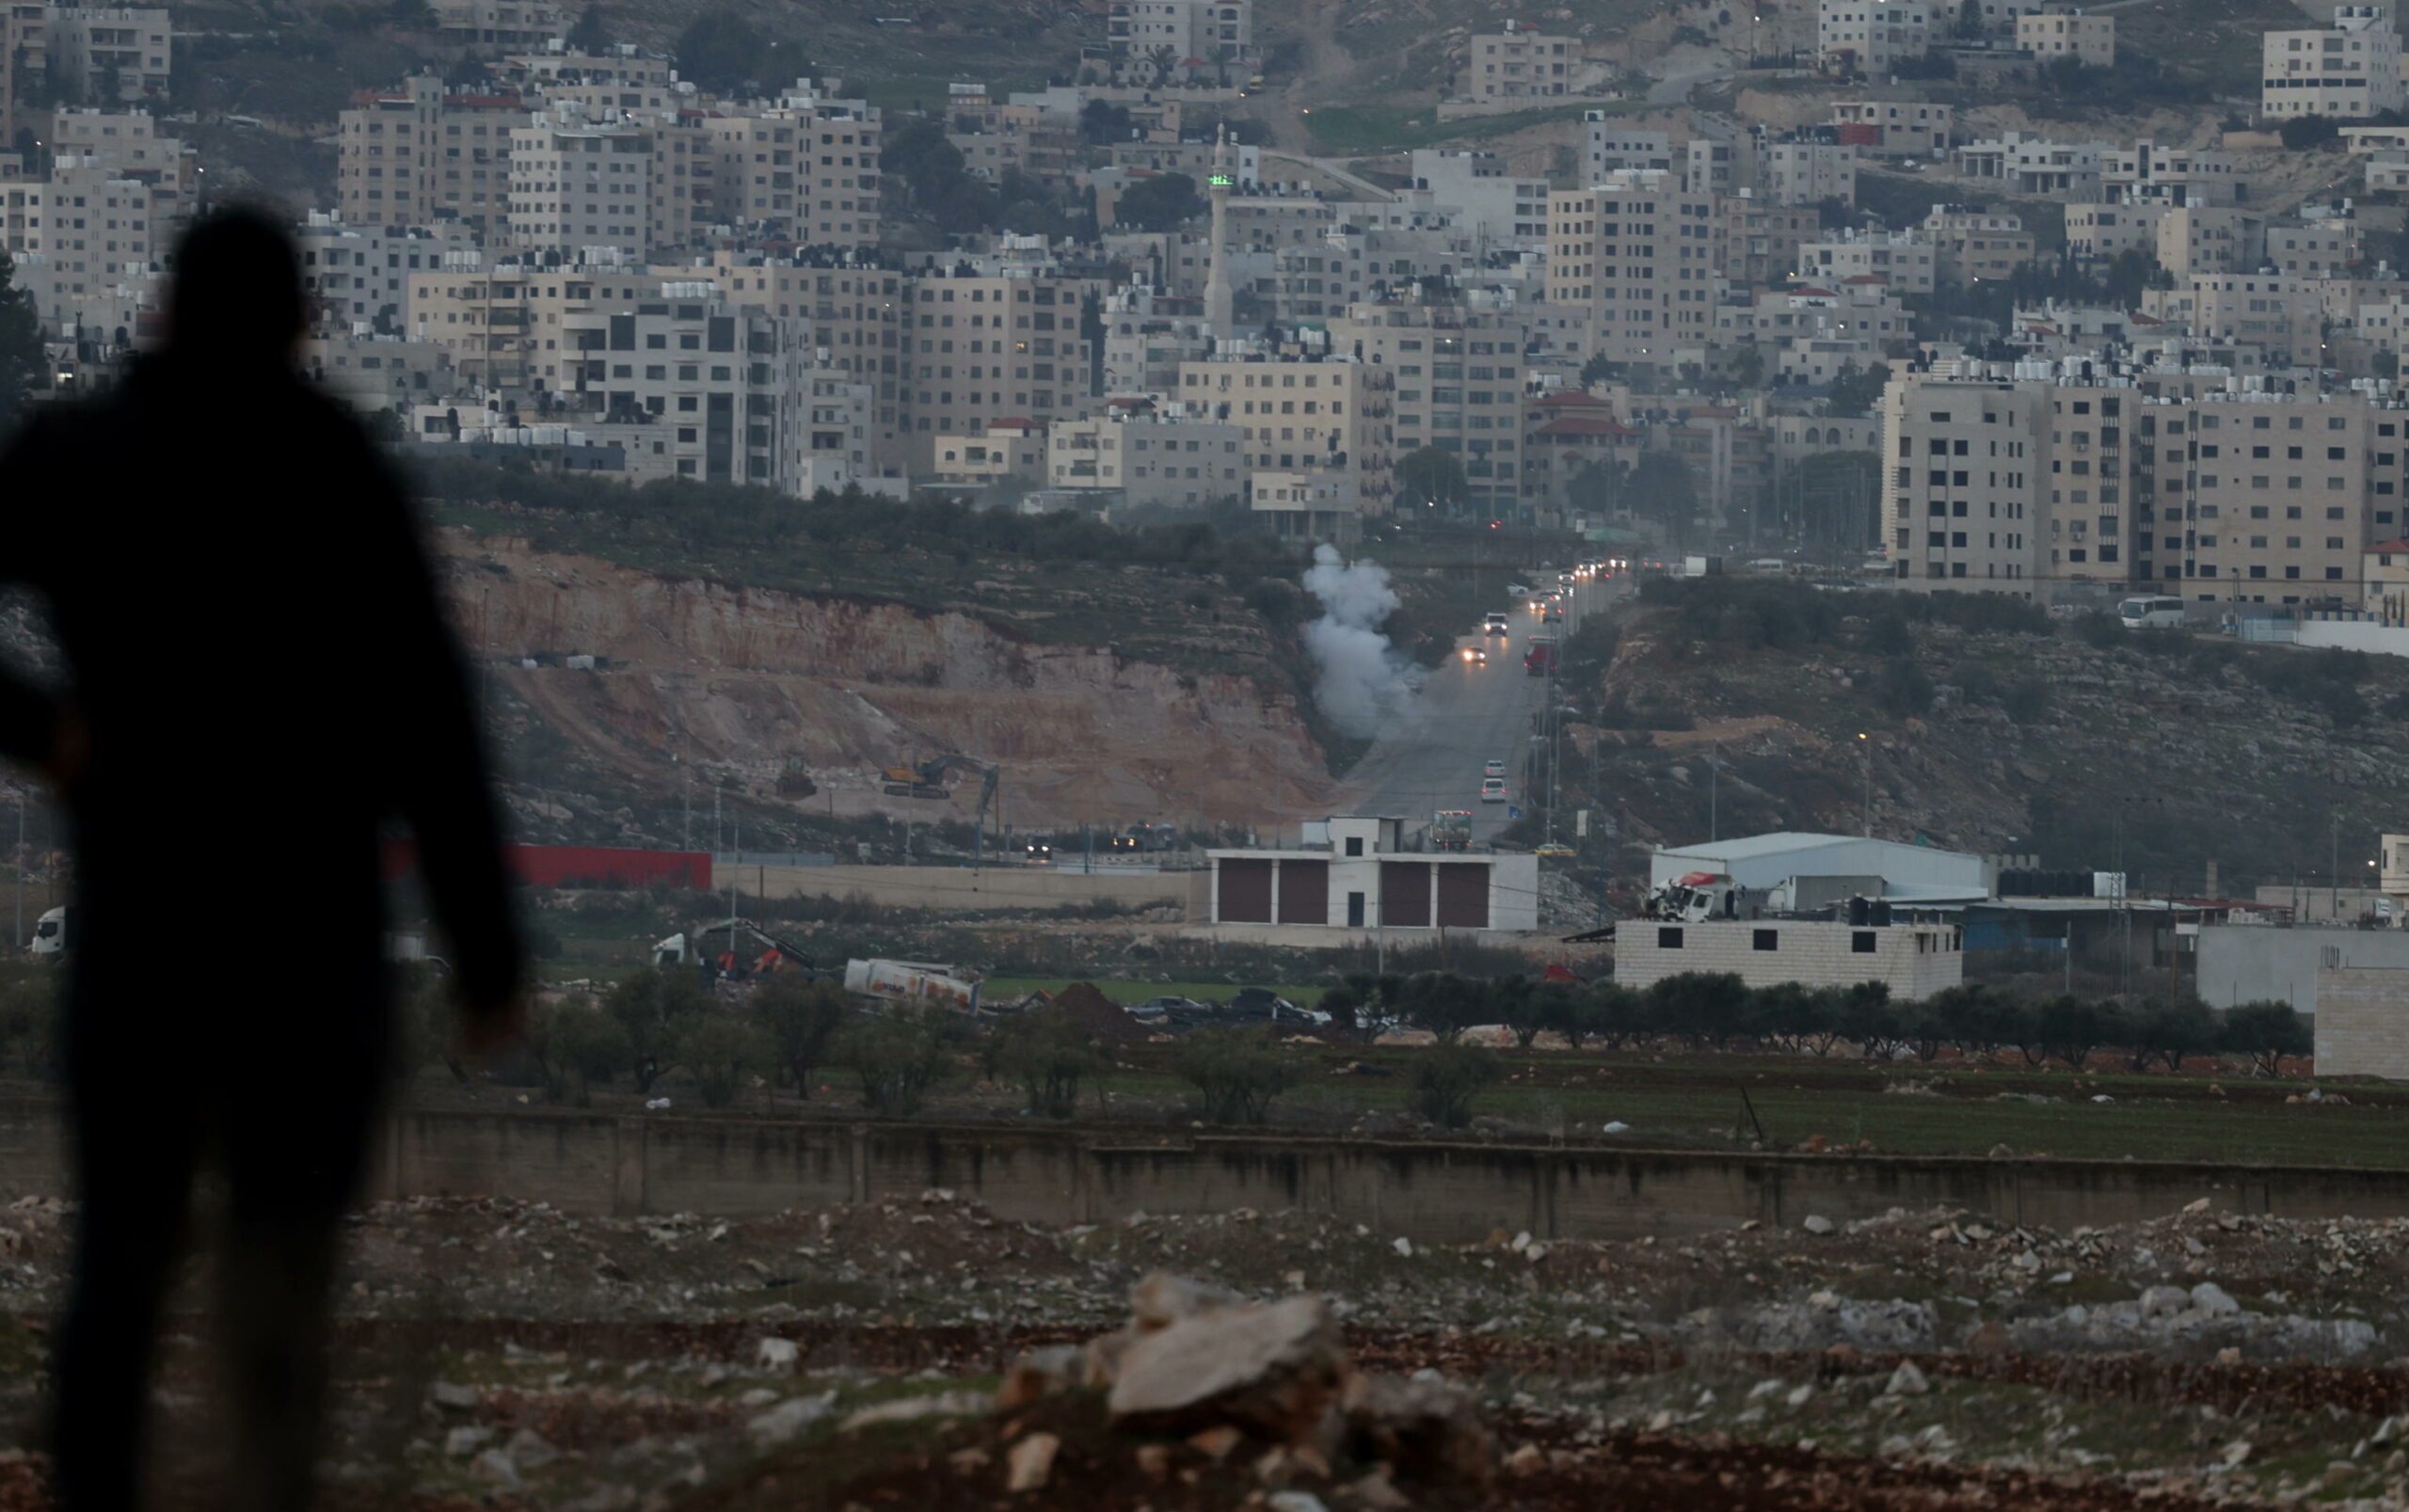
[2264,217,2357,279]
[0,156,158,296]
[1545,172,1726,371]
[933,417,1047,488]
[298,214,466,332]
[2016,8,2114,66]
[1174,351,1395,526]
[896,265,1098,472]
[2101,141,2238,207]
[1830,99,1953,156]
[2263,5,2403,119]
[1763,137,1859,206]
[1466,23,1578,101]
[1922,207,2034,283]
[698,91,883,248]
[2140,272,2323,368]
[790,372,885,498]
[1682,124,1758,199]
[1799,229,1937,294]
[40,7,168,105]
[1410,151,1551,247]
[1879,373,2119,595]
[2151,205,2266,277]
[556,290,806,487]
[1955,131,2104,198]
[1581,119,1673,179]
[1331,296,1533,519]
[1817,0,1938,72]
[1107,0,1252,75]
[1046,408,1247,507]
[2064,201,2162,261]
[303,331,454,415]
[436,0,565,52]
[506,103,705,260]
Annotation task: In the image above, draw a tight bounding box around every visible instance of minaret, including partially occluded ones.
[1203,124,1235,334]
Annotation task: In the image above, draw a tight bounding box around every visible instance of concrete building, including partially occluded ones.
[1956,131,2104,199]
[2152,205,2267,278]
[2102,141,2239,207]
[1045,406,1246,506]
[1174,348,1395,530]
[2139,273,2324,370]
[1206,816,1540,935]
[697,88,883,249]
[1614,915,1965,1000]
[1580,119,1672,179]
[1545,172,1726,372]
[547,288,806,486]
[898,262,1098,472]
[1650,831,1990,899]
[337,74,531,233]
[2262,5,2402,120]
[298,214,466,333]
[303,331,454,414]
[1723,198,1821,287]
[2314,962,2409,1076]
[682,251,905,468]
[2016,8,2114,67]
[40,6,168,105]
[1107,0,1252,80]
[1330,295,1533,520]
[2146,387,2390,604]
[1410,151,1551,248]
[1762,136,1859,207]
[1466,22,1577,101]
[435,0,565,53]
[2064,202,2162,261]
[2194,923,2409,1013]
[1817,0,1938,73]
[1922,206,2034,283]
[933,417,1048,488]
[1798,229,1936,294]
[1829,100,1953,158]
[506,102,705,261]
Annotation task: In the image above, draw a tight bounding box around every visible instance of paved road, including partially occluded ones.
[1345,572,1625,849]
[1647,64,1733,104]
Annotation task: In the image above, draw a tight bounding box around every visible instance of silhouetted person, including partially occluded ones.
[0,207,524,1512]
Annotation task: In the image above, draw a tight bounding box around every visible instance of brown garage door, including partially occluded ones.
[1219,858,1272,922]
[1380,862,1431,928]
[1277,860,1328,924]
[1435,864,1490,929]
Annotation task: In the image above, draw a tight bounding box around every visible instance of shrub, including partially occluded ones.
[0,971,59,1083]
[548,998,631,1106]
[605,965,711,1094]
[2220,1000,2310,1076]
[993,1007,1108,1119]
[1644,971,1754,1049]
[1409,1043,1500,1130]
[750,974,850,1099]
[2127,996,2214,1074]
[1172,1026,1300,1125]
[840,1007,955,1116]
[1874,657,1934,716]
[678,1013,772,1108]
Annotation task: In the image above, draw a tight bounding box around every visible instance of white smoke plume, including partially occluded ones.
[1300,544,1420,737]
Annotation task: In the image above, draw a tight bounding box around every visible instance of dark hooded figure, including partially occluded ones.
[0,205,525,1512]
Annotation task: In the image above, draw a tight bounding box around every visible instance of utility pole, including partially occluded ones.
[1858,732,1872,838]
[2332,812,2342,921]
[11,792,21,956]
[1709,739,1720,842]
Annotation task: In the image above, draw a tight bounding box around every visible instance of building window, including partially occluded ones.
[1658,927,1683,949]
[1752,929,1779,951]
[1852,931,1877,953]
[1344,837,1364,856]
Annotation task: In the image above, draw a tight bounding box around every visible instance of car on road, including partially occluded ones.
[1505,581,1530,597]
[1484,758,1507,778]
[1483,613,1510,635]
[1460,645,1487,666]
[1534,843,1577,859]
[1480,777,1508,803]
[1226,987,1329,1027]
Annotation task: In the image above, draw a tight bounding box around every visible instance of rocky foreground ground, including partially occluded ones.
[0,1194,2406,1506]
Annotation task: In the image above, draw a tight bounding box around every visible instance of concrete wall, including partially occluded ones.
[1615,918,1963,1000]
[2315,964,2409,1077]
[8,1101,2403,1241]
[2297,620,2409,656]
[2195,924,2409,1011]
[740,862,1203,914]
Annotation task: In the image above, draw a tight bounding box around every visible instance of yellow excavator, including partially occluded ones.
[880,753,993,801]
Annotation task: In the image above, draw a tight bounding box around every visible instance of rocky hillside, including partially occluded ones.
[444,534,1345,851]
[1567,582,2409,898]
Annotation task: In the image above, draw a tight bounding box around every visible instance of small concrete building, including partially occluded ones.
[2195,924,2409,1013]
[1615,916,1965,1000]
[1206,816,1539,935]
[2315,963,2409,1076]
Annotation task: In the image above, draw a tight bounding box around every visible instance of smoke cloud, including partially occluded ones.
[1301,544,1420,738]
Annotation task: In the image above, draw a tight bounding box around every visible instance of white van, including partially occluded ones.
[2117,595,2186,631]
[1480,777,1508,803]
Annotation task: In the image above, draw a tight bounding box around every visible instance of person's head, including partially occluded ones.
[165,206,305,364]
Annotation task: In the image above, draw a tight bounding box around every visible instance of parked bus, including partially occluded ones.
[2117,595,2186,631]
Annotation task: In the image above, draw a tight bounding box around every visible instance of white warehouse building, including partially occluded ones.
[1650,831,1990,904]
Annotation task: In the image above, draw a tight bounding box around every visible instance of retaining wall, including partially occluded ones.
[2,1103,2406,1243]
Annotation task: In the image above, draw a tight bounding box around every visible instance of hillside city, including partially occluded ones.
[14,0,2409,1509]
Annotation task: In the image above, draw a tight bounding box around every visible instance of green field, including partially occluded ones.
[1303,101,1636,156]
[984,977,1329,1008]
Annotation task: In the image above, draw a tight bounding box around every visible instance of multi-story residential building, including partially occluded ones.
[933,417,1047,488]
[40,7,168,105]
[2148,205,2264,277]
[1681,120,1759,199]
[1173,349,1395,533]
[1521,390,1642,522]
[698,88,882,248]
[1465,22,1577,101]
[896,264,1098,471]
[1922,207,2034,283]
[791,370,884,497]
[685,251,905,467]
[2262,5,2402,119]
[1829,100,1953,157]
[1722,198,1819,287]
[1721,279,1913,382]
[302,331,454,414]
[338,74,531,232]
[2016,8,2114,66]
[1955,130,2105,198]
[2263,215,2359,279]
[1331,295,1532,519]
[2064,201,2162,261]
[0,155,159,301]
[1107,0,1251,78]
[1045,407,1247,507]
[2140,273,2324,369]
[1799,229,1937,294]
[1099,284,1214,398]
[2152,389,2398,603]
[2368,153,2409,194]
[552,289,804,486]
[407,254,680,390]
[435,0,566,54]
[2101,140,2238,207]
[1880,373,2108,596]
[1762,134,1859,207]
[1580,119,1672,180]
[506,102,704,260]
[1409,151,1550,248]
[1817,0,1937,72]
[299,214,467,332]
[1545,172,1726,372]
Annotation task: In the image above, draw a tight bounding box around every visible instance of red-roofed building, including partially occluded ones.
[1523,394,1645,523]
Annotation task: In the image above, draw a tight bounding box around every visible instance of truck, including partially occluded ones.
[1636,870,1747,922]
[653,918,823,978]
[28,905,73,960]
[1483,612,1510,636]
[1430,810,1473,851]
[1524,635,1559,676]
[843,958,983,1011]
[1681,555,1724,579]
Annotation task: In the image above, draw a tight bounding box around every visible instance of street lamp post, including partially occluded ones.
[1858,732,1872,838]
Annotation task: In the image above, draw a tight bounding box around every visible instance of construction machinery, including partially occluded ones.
[653,917,826,977]
[881,752,991,800]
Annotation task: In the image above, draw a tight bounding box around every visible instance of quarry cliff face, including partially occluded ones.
[445,535,1340,830]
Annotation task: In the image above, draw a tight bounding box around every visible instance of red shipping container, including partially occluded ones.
[383,841,711,891]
